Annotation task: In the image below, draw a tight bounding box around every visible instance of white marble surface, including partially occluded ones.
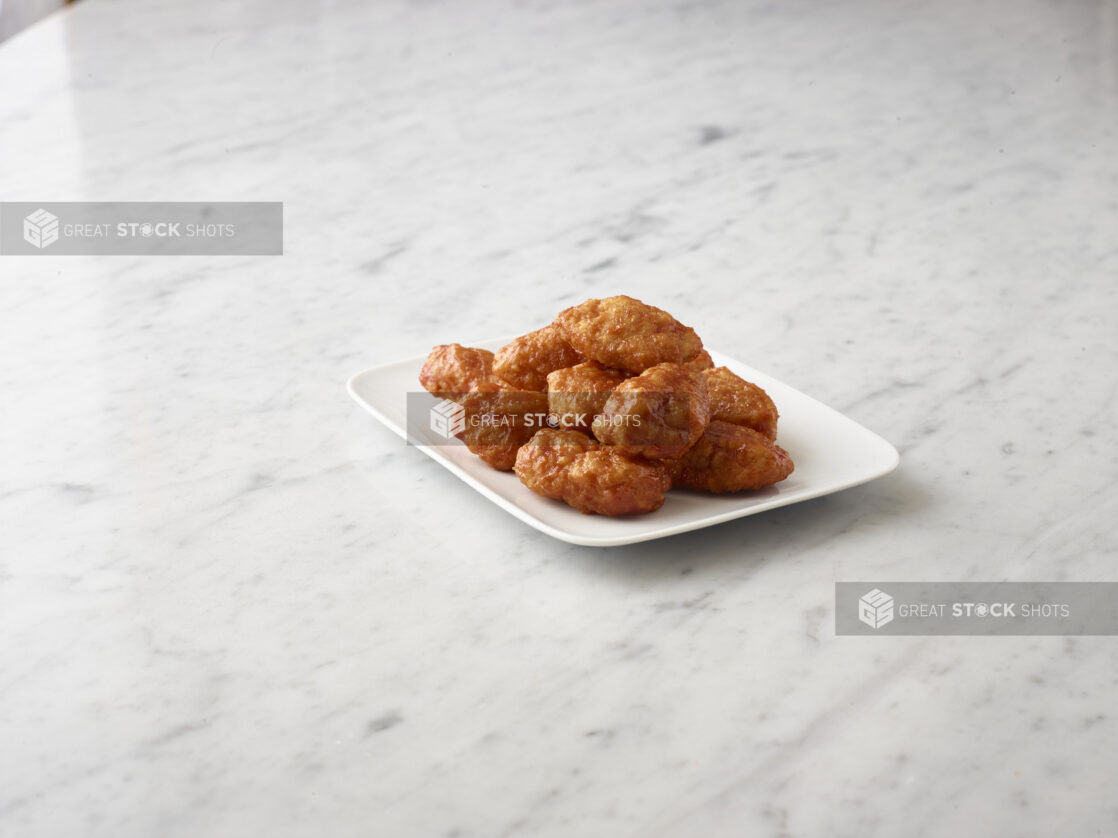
[2,0,1117,835]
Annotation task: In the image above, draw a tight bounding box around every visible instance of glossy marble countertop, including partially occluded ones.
[1,0,1116,835]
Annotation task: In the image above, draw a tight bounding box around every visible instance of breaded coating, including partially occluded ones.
[591,363,710,458]
[419,344,503,398]
[492,324,582,391]
[456,390,549,471]
[514,429,671,516]
[554,295,703,373]
[702,366,779,440]
[683,349,714,371]
[673,421,793,493]
[546,361,628,434]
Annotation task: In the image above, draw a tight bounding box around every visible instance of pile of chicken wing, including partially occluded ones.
[419,296,793,516]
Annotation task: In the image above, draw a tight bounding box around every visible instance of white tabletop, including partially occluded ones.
[2,0,1116,835]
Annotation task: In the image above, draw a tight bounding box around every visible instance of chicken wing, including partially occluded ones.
[492,324,582,391]
[702,366,779,440]
[554,295,703,373]
[455,389,550,471]
[591,362,710,458]
[672,420,793,492]
[545,361,628,434]
[514,429,671,516]
[419,344,505,398]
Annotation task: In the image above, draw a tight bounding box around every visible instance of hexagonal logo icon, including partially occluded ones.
[858,588,894,629]
[23,208,59,249]
[430,398,465,439]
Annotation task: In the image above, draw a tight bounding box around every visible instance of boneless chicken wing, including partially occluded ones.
[546,361,628,434]
[492,324,582,391]
[591,363,710,458]
[554,295,703,373]
[672,421,793,493]
[514,429,671,516]
[702,366,779,440]
[456,390,549,471]
[419,344,505,398]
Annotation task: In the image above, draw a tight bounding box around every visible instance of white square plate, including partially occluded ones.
[347,339,899,546]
